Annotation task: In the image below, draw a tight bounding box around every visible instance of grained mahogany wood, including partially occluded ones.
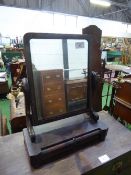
[113,79,131,123]
[40,69,66,118]
[66,79,87,102]
[115,81,131,104]
[0,111,131,175]
[113,101,131,123]
[82,25,102,112]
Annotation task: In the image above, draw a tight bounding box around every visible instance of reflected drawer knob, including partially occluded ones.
[47,88,51,91]
[59,109,63,112]
[75,97,79,100]
[56,74,60,78]
[49,112,54,115]
[58,98,62,101]
[46,76,51,79]
[57,86,61,90]
[48,100,52,103]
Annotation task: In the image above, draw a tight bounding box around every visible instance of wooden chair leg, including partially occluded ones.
[1,117,9,136]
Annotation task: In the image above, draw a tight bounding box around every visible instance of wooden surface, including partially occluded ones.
[0,111,131,175]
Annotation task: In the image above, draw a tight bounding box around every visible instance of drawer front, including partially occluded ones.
[44,103,66,117]
[44,93,66,105]
[40,69,63,83]
[115,82,131,104]
[113,101,131,123]
[44,82,65,95]
[67,83,87,101]
[67,82,87,90]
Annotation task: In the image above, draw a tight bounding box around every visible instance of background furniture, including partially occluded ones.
[0,81,9,95]
[40,69,66,118]
[66,78,87,111]
[10,61,26,85]
[113,77,131,124]
[107,50,121,62]
[0,111,131,175]
[10,96,26,133]
[2,51,22,63]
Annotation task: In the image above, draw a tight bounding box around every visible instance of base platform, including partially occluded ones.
[23,113,108,168]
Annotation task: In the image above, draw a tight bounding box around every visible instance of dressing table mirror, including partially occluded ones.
[23,26,108,168]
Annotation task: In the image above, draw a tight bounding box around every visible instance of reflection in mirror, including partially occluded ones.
[30,39,88,121]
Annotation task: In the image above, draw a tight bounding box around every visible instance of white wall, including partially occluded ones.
[30,39,63,70]
[0,6,131,38]
[67,40,88,78]
[30,38,88,79]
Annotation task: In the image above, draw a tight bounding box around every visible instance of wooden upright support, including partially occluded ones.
[82,25,102,112]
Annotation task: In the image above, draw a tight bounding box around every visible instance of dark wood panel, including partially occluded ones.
[44,102,66,117]
[82,25,102,112]
[115,81,131,104]
[43,82,65,95]
[67,82,87,102]
[113,101,131,123]
[44,93,66,105]
[113,78,131,124]
[65,79,87,111]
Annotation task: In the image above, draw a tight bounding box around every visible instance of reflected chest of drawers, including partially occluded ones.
[40,69,66,118]
[66,79,87,111]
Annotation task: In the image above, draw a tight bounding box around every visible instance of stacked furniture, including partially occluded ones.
[66,78,87,111]
[40,69,66,118]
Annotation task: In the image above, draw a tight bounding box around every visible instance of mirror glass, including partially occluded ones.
[30,38,88,121]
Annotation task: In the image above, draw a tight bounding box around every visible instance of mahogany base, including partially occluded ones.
[23,113,108,168]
